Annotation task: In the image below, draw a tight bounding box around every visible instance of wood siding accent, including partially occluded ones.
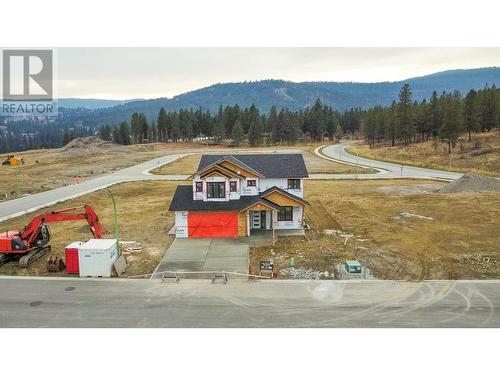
[243,202,274,212]
[199,166,236,179]
[219,160,259,178]
[238,211,248,236]
[264,191,305,207]
[202,171,227,178]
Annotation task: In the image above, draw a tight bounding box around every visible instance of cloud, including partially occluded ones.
[55,47,500,99]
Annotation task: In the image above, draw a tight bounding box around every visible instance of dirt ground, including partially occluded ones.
[151,154,202,175]
[2,179,498,280]
[1,140,345,200]
[0,181,178,278]
[250,179,500,280]
[349,131,500,177]
[0,141,212,201]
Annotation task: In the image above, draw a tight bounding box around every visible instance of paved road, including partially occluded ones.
[0,277,497,327]
[319,143,464,180]
[0,153,189,222]
[0,144,464,223]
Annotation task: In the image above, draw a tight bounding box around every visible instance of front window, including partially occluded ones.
[195,181,203,192]
[207,182,225,198]
[230,181,237,192]
[278,206,293,221]
[247,179,256,187]
[288,179,301,189]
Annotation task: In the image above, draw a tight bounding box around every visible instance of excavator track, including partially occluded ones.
[19,246,51,268]
[0,253,11,266]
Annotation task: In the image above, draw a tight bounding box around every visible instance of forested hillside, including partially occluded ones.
[1,67,499,153]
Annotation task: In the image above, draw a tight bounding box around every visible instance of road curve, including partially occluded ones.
[0,277,498,327]
[0,153,189,223]
[319,143,464,181]
[0,144,464,222]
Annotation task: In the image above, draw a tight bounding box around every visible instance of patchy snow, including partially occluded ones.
[399,212,433,220]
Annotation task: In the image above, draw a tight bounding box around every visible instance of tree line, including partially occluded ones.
[363,84,500,152]
[98,101,363,146]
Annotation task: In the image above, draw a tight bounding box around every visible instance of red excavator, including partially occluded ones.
[0,205,105,267]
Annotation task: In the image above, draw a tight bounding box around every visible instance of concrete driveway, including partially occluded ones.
[152,238,249,280]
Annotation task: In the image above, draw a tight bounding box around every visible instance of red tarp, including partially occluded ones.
[188,211,238,237]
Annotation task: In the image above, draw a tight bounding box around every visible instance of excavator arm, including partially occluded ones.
[21,205,106,246]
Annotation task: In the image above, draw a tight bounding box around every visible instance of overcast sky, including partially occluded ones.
[55,48,500,99]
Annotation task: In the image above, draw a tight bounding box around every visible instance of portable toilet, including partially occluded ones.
[344,260,362,274]
[65,241,84,274]
[10,157,18,166]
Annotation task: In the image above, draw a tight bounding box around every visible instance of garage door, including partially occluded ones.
[188,211,238,238]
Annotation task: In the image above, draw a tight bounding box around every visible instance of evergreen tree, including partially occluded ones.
[463,89,479,141]
[231,119,244,146]
[130,112,140,143]
[439,91,463,153]
[157,107,167,142]
[214,115,225,144]
[112,126,121,144]
[247,119,262,147]
[397,84,413,145]
[99,125,112,141]
[119,121,131,145]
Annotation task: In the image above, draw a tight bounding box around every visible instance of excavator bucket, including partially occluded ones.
[46,256,65,272]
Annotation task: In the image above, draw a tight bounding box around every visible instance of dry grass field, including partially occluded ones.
[151,147,369,176]
[250,179,500,280]
[0,181,178,277]
[1,178,499,280]
[150,154,202,175]
[0,141,213,201]
[349,131,500,177]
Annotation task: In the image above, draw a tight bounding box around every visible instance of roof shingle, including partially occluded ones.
[197,153,308,178]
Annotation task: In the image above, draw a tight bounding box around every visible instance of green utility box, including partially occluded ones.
[344,260,362,274]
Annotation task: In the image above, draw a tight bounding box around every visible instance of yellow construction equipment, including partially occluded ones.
[2,155,23,166]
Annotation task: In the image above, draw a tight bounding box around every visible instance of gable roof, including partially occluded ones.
[260,186,310,206]
[168,185,306,212]
[197,153,308,178]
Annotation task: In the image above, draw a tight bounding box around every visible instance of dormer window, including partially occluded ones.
[195,182,203,192]
[207,182,225,198]
[247,180,256,187]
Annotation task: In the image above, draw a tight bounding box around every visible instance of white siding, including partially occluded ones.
[273,206,303,230]
[259,178,304,198]
[228,178,241,200]
[174,211,188,238]
[240,177,259,196]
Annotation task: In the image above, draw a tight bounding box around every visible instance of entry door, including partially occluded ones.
[252,211,261,229]
[260,210,266,229]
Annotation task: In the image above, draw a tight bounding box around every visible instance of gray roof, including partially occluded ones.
[197,153,309,178]
[260,186,310,206]
[168,185,306,212]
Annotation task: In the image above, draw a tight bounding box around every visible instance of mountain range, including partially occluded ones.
[59,67,500,122]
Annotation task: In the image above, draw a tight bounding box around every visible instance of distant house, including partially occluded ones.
[169,153,309,238]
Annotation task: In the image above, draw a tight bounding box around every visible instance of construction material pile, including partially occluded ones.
[60,136,126,156]
[438,173,500,193]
